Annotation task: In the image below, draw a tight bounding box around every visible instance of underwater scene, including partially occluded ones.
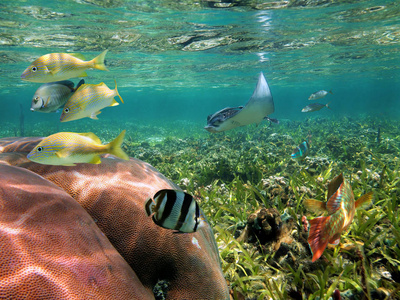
[1,0,400,299]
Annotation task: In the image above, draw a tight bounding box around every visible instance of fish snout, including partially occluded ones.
[204,125,218,133]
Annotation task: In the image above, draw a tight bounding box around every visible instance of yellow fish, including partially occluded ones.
[60,80,124,122]
[27,130,129,166]
[21,50,108,83]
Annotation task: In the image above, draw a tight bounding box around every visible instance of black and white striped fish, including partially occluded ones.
[145,189,205,233]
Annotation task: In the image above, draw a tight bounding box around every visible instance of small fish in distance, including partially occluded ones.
[145,189,205,233]
[291,141,310,160]
[301,102,330,113]
[308,90,332,100]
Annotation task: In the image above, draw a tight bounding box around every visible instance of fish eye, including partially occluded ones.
[64,107,69,113]
[31,66,37,72]
[33,96,39,104]
[37,147,42,152]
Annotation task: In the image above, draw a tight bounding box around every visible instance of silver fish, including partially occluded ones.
[145,189,205,233]
[204,72,275,133]
[30,79,84,113]
[308,90,332,100]
[301,102,330,113]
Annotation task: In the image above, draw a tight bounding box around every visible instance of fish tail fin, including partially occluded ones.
[108,130,129,160]
[329,90,333,94]
[91,50,109,71]
[114,79,124,103]
[326,102,331,109]
[145,198,155,216]
[355,191,373,209]
[308,216,331,262]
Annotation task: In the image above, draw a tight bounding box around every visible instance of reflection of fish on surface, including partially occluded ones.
[27,130,129,166]
[204,72,275,133]
[21,50,108,83]
[30,79,85,113]
[291,141,310,160]
[308,90,332,100]
[145,189,205,233]
[304,174,373,262]
[301,102,330,113]
[60,80,124,122]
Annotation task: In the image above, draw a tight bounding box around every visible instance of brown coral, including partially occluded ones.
[0,137,229,299]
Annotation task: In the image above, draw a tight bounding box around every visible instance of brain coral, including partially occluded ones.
[0,137,229,299]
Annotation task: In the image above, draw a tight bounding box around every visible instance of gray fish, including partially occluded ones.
[308,90,332,100]
[30,79,84,113]
[204,72,275,133]
[301,102,331,113]
[145,189,205,233]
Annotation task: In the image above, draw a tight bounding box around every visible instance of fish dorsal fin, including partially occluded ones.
[326,175,350,215]
[55,80,75,90]
[67,53,86,61]
[78,132,102,144]
[327,174,343,201]
[355,191,373,209]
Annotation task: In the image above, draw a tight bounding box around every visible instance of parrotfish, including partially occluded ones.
[204,72,275,132]
[145,189,205,233]
[304,174,373,262]
[27,130,129,166]
[21,50,108,83]
[291,141,309,160]
[60,80,124,122]
[308,90,332,100]
[301,102,330,113]
[30,79,84,113]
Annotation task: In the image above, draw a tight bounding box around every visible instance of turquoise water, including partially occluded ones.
[0,0,399,135]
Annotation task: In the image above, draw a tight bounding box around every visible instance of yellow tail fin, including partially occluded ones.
[108,130,129,160]
[114,79,124,103]
[91,50,109,71]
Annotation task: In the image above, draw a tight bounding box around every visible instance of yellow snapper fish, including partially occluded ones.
[304,174,373,262]
[21,50,109,83]
[27,130,129,166]
[60,80,124,122]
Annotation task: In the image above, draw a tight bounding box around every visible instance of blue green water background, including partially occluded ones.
[0,0,399,137]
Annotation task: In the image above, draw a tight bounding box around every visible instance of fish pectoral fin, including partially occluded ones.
[304,199,327,213]
[55,150,69,158]
[110,99,119,107]
[49,66,63,75]
[90,111,101,120]
[89,156,101,164]
[44,97,51,107]
[355,191,373,209]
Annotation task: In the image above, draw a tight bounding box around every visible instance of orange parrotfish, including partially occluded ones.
[21,50,109,83]
[304,174,373,262]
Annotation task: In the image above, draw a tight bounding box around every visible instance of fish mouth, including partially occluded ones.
[204,125,218,133]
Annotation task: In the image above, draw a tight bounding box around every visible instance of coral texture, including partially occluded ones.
[0,137,229,299]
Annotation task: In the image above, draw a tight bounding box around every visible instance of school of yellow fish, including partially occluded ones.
[20,50,128,166]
